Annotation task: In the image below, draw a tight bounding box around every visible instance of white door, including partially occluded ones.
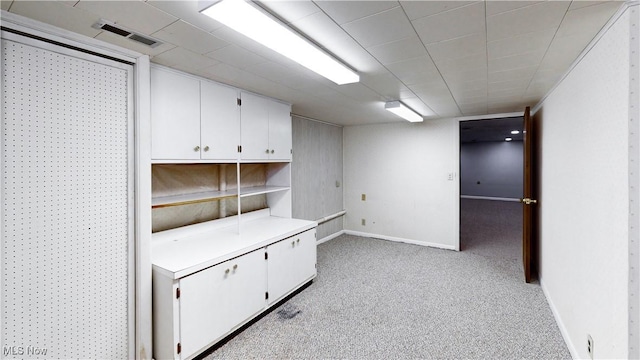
[151,68,201,160]
[267,229,317,304]
[1,36,134,358]
[240,92,269,160]
[268,101,292,161]
[200,81,240,160]
[179,250,266,358]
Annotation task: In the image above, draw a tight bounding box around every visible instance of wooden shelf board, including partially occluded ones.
[152,190,238,208]
[239,186,289,198]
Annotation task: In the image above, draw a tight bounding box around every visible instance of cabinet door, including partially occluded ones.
[240,92,269,160]
[151,68,201,160]
[268,101,292,161]
[267,229,317,304]
[201,81,240,160]
[179,250,266,358]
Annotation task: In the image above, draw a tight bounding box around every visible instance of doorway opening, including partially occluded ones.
[459,117,524,263]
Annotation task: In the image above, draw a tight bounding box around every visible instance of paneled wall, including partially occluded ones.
[343,119,459,249]
[534,7,631,358]
[291,116,344,240]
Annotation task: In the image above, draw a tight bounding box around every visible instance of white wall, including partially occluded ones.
[534,7,630,359]
[460,141,523,199]
[343,119,459,250]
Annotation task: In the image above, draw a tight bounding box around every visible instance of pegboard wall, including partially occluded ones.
[1,38,133,358]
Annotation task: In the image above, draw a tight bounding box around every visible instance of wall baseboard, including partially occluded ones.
[317,230,345,245]
[540,278,579,359]
[343,230,456,251]
[461,195,521,202]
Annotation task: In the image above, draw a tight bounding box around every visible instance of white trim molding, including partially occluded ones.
[344,230,457,251]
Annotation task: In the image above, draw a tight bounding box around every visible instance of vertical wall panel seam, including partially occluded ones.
[630,5,640,359]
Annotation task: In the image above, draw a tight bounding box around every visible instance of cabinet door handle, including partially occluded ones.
[233,264,238,270]
[265,149,270,154]
[296,239,300,244]
[291,241,295,247]
[203,146,210,152]
[270,149,275,154]
[194,145,200,152]
[225,268,230,274]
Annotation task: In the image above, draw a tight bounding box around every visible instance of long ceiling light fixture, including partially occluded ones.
[385,101,423,123]
[200,0,359,85]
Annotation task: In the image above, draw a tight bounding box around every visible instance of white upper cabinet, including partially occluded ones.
[240,92,270,160]
[240,91,292,161]
[268,100,293,161]
[151,67,201,160]
[201,81,240,160]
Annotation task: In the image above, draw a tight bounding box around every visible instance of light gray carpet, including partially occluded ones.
[204,203,569,359]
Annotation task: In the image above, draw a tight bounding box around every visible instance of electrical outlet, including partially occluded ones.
[361,219,366,226]
[587,334,594,359]
[361,194,366,201]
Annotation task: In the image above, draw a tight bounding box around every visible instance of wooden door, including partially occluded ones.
[522,106,536,283]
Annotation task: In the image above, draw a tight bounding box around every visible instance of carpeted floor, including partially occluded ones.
[203,200,569,359]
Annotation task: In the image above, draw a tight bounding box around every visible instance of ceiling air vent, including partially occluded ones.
[93,19,162,48]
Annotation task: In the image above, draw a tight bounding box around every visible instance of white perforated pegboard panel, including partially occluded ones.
[1,38,133,358]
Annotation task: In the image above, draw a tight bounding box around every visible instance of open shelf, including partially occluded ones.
[239,186,290,198]
[152,189,238,209]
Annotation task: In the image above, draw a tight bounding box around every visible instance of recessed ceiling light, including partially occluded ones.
[511,130,520,134]
[200,0,359,85]
[505,137,513,142]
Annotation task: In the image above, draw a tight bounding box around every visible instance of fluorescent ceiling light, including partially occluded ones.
[200,0,359,85]
[511,130,520,134]
[385,101,423,123]
[505,137,513,142]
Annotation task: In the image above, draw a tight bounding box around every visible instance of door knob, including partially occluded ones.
[520,198,538,205]
[194,145,200,152]
[204,146,210,152]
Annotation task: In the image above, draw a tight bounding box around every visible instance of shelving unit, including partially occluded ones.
[150,65,316,360]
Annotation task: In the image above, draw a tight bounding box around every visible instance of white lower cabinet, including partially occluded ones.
[179,250,266,358]
[152,220,317,360]
[267,229,317,305]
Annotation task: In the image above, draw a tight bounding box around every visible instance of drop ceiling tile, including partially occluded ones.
[75,0,177,35]
[426,33,486,61]
[152,47,220,72]
[487,29,555,59]
[488,78,530,93]
[448,79,487,93]
[385,56,441,85]
[146,0,224,33]
[400,1,477,21]
[366,36,428,65]
[245,61,299,83]
[152,20,228,55]
[95,31,176,56]
[9,0,102,38]
[488,66,537,83]
[361,72,409,97]
[261,0,320,24]
[488,50,546,73]
[485,1,544,16]
[440,66,487,83]
[205,45,267,69]
[412,2,485,44]
[1,1,13,11]
[451,87,487,100]
[537,33,591,72]
[341,7,415,48]
[315,1,399,25]
[568,0,622,11]
[434,52,487,73]
[290,11,384,74]
[335,83,383,102]
[556,1,621,38]
[487,1,570,41]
